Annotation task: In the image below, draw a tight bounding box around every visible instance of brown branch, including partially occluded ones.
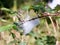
[17,11,60,22]
[27,12,60,21]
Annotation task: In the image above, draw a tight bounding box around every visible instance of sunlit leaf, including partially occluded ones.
[0,24,14,32]
[1,7,16,14]
[21,5,31,10]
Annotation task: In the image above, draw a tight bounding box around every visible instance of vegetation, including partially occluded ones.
[0,0,60,45]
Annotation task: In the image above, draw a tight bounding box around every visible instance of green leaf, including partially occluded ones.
[1,7,17,14]
[35,39,44,45]
[21,5,31,10]
[46,36,56,45]
[1,8,11,12]
[19,42,27,45]
[0,24,14,32]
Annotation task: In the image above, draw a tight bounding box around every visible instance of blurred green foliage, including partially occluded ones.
[0,0,60,45]
[0,24,15,32]
[0,0,13,8]
[35,36,56,45]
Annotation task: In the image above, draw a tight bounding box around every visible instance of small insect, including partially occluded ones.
[15,10,40,35]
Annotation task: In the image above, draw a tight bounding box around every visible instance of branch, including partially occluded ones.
[28,12,60,21]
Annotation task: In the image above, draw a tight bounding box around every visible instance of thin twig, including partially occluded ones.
[45,20,51,35]
[49,16,57,37]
